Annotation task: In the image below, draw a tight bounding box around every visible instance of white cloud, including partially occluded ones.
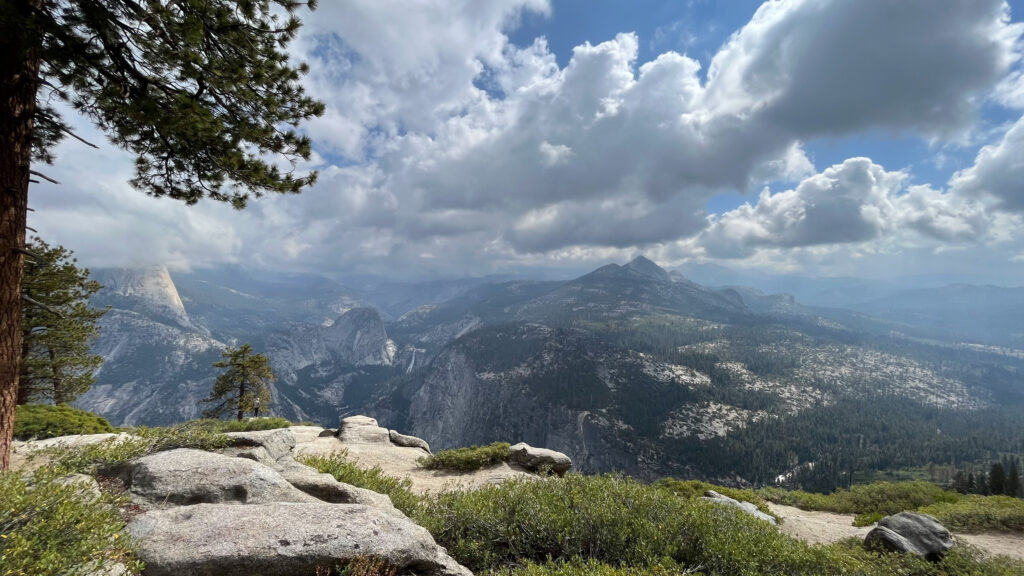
[25,0,1024,279]
[950,115,1024,212]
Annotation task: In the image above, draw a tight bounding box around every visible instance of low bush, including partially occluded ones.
[487,557,690,576]
[0,468,143,576]
[654,478,776,520]
[298,450,422,516]
[418,442,510,472]
[190,417,295,433]
[416,474,1023,576]
[759,481,960,518]
[13,404,114,440]
[921,495,1024,533]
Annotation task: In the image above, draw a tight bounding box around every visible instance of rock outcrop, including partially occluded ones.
[102,448,316,509]
[127,503,471,576]
[865,512,954,561]
[700,490,777,524]
[391,429,431,453]
[108,425,472,576]
[508,442,572,476]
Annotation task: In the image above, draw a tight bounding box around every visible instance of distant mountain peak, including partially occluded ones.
[623,255,670,283]
[99,265,192,327]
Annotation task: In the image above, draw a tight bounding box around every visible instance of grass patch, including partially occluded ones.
[0,468,143,576]
[655,478,776,520]
[189,417,295,433]
[921,495,1024,533]
[298,450,422,516]
[759,481,960,518]
[14,404,114,440]
[418,442,510,472]
[47,422,231,475]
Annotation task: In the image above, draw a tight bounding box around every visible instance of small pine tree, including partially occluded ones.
[977,471,989,496]
[951,470,968,494]
[202,344,274,422]
[966,472,977,494]
[19,238,106,405]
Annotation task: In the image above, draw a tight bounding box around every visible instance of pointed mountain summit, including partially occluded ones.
[622,255,671,283]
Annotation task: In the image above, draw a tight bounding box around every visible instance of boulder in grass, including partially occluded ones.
[508,442,572,476]
[700,490,777,524]
[127,502,472,576]
[865,512,953,561]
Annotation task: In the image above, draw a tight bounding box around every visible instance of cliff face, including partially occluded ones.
[376,324,661,479]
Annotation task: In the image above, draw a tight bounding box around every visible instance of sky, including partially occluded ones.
[28,0,1024,283]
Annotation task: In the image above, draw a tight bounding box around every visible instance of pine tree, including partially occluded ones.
[966,472,977,495]
[977,471,989,496]
[0,0,323,469]
[952,470,968,494]
[990,462,1007,496]
[1008,458,1022,498]
[18,237,105,404]
[202,344,273,422]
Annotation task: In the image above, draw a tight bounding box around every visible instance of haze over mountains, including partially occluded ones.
[77,257,1024,487]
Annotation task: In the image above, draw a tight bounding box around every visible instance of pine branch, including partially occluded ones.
[22,295,65,318]
[59,126,100,149]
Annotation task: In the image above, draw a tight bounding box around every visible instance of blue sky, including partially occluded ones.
[29,0,1024,283]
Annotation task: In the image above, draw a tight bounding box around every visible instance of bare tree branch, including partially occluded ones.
[28,170,60,184]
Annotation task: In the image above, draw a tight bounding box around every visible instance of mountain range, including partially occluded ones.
[75,257,1024,488]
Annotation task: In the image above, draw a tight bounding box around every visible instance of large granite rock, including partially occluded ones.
[276,455,397,511]
[223,428,296,461]
[339,415,392,444]
[127,502,471,576]
[102,448,316,508]
[700,490,777,524]
[865,512,954,561]
[508,442,572,476]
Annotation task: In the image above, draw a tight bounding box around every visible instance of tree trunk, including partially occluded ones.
[16,331,32,404]
[49,347,64,404]
[0,0,40,470]
[237,377,246,421]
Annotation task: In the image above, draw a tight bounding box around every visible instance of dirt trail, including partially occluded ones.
[768,503,1024,561]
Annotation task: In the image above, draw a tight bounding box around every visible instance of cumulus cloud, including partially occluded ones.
[700,155,1004,260]
[950,116,1024,212]
[24,0,1024,278]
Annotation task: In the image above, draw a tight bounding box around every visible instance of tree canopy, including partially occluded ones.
[19,237,106,405]
[202,343,274,421]
[0,0,323,469]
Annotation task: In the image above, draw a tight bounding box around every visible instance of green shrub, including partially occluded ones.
[853,511,886,527]
[654,478,776,520]
[487,557,690,576]
[416,474,1022,576]
[0,469,143,576]
[921,495,1024,533]
[418,442,511,472]
[190,417,295,433]
[13,404,114,440]
[49,422,230,475]
[298,450,422,516]
[414,474,693,572]
[759,481,960,518]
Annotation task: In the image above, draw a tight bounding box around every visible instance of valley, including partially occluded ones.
[76,257,1024,491]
